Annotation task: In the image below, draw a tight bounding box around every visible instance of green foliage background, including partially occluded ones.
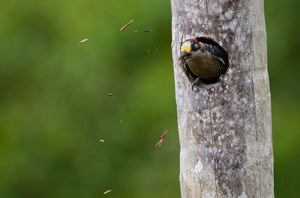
[0,0,299,197]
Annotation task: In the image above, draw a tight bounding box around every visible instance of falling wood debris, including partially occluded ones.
[103,189,112,195]
[155,129,168,147]
[99,139,105,143]
[120,19,134,31]
[79,38,88,44]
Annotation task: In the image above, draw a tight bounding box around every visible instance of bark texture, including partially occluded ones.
[171,0,274,197]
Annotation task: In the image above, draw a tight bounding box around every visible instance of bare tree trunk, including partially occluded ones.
[171,0,274,197]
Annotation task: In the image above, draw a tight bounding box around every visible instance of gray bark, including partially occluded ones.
[171,0,274,197]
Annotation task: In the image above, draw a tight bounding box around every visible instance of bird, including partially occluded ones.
[179,37,228,88]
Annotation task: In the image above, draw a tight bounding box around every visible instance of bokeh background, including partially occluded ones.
[0,0,299,197]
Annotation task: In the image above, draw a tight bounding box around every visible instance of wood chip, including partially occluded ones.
[107,92,113,96]
[103,189,112,195]
[99,139,105,143]
[155,129,168,147]
[120,19,134,31]
[79,38,88,44]
[143,29,151,32]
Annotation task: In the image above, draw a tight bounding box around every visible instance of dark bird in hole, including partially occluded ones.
[179,37,229,88]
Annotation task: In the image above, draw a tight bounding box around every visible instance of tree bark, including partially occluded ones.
[171,0,274,197]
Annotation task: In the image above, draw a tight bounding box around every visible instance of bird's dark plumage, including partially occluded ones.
[179,37,228,85]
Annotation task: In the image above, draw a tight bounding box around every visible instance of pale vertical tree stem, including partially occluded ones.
[171,0,274,197]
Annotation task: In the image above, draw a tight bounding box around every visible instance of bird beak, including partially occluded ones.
[180,43,191,54]
[179,42,192,61]
[180,42,192,54]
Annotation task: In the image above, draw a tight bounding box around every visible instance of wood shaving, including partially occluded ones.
[155,129,168,147]
[103,189,112,195]
[79,38,88,44]
[120,19,134,31]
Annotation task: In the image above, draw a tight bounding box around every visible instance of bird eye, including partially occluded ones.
[191,43,199,51]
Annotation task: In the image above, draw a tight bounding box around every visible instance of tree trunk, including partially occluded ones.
[171,0,274,197]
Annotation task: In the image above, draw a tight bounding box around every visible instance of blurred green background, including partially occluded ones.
[0,0,299,197]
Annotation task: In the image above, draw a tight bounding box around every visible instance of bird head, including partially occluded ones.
[179,38,205,63]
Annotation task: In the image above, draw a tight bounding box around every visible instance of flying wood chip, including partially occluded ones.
[155,129,168,147]
[120,19,134,31]
[103,189,112,195]
[79,38,88,44]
